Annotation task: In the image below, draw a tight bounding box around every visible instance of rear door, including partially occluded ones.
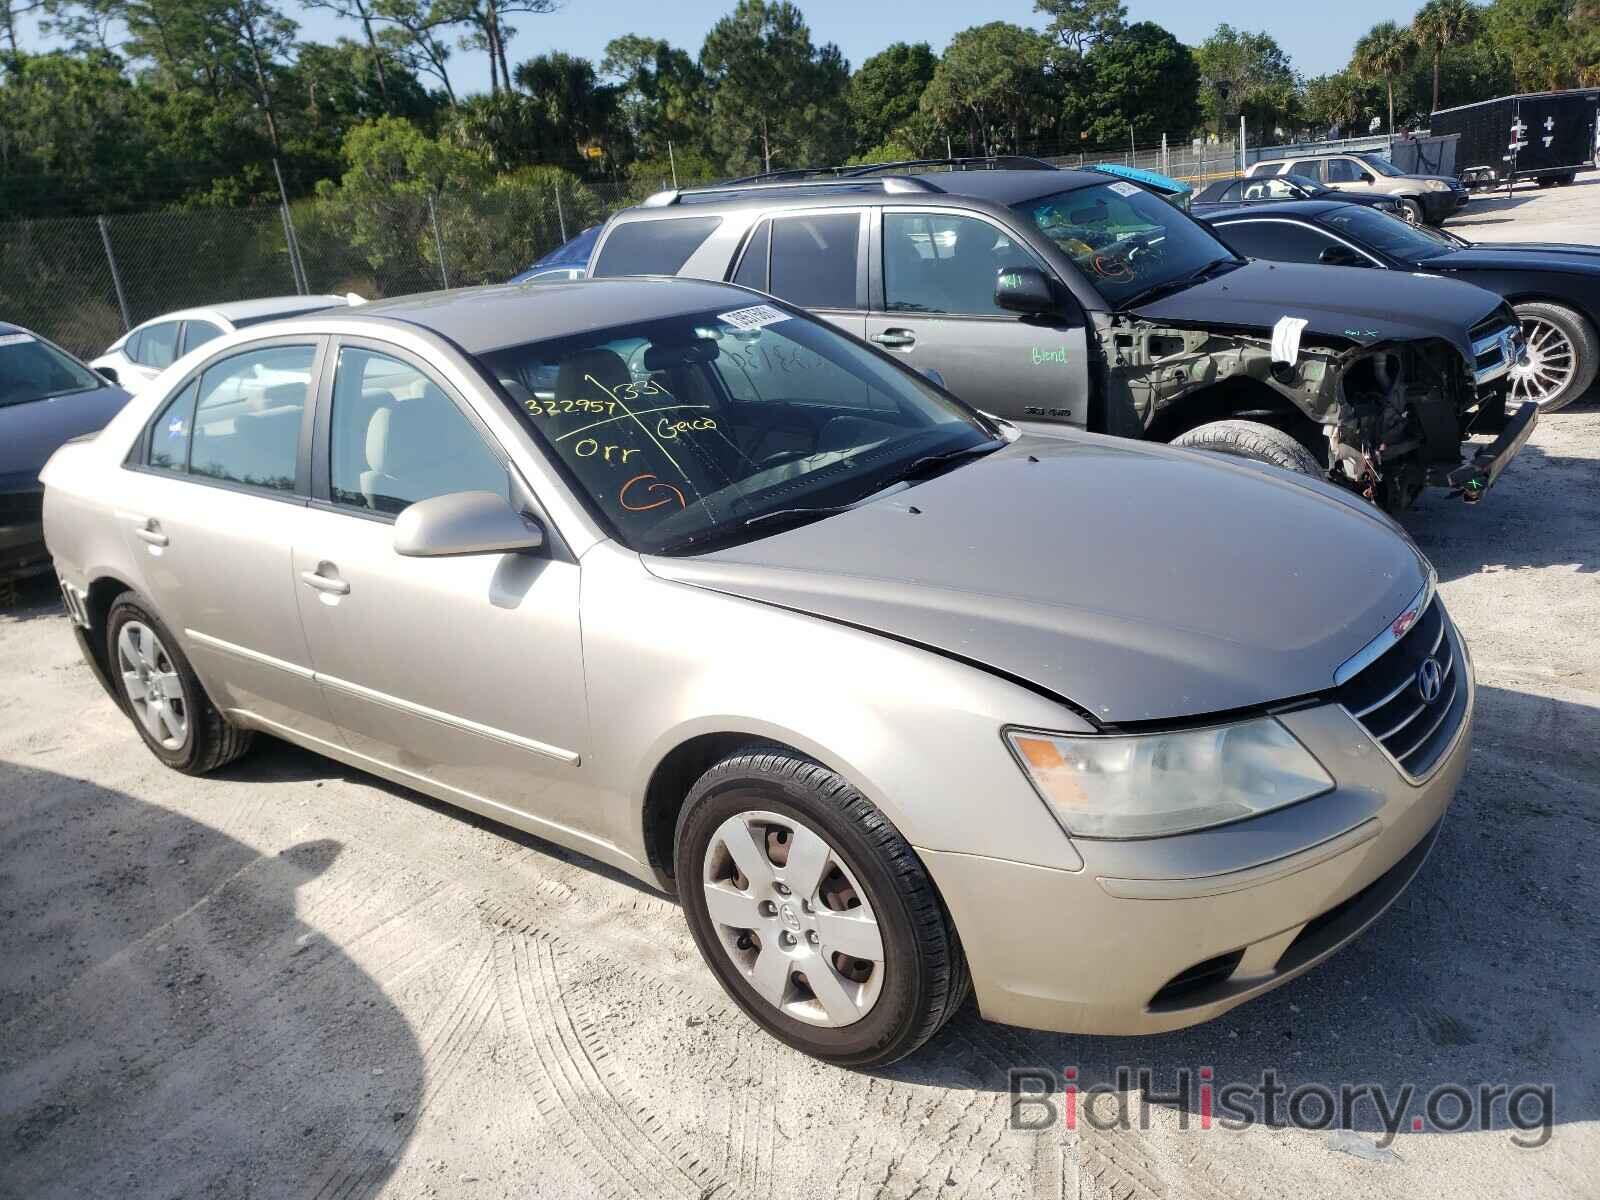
[864,207,1090,428]
[727,209,868,338]
[115,337,339,742]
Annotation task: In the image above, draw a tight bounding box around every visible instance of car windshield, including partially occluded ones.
[1320,205,1457,261]
[1014,182,1237,308]
[476,303,996,555]
[1357,154,1406,178]
[0,330,105,409]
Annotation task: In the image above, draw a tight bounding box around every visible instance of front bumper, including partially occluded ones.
[1421,189,1468,222]
[922,688,1472,1036]
[1429,400,1537,501]
[1,491,50,583]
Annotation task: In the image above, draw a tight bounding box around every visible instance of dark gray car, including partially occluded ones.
[585,159,1533,512]
[1,321,131,580]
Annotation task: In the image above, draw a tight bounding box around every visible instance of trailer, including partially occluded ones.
[1430,89,1600,191]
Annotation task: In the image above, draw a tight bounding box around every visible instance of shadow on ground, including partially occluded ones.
[0,761,425,1199]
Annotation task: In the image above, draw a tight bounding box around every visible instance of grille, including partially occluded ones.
[1336,598,1468,780]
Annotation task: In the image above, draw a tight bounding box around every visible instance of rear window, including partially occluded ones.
[592,217,723,277]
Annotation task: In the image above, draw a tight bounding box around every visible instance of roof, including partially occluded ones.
[902,167,1101,204]
[1200,199,1353,220]
[1090,163,1192,197]
[320,277,758,355]
[625,168,1102,217]
[134,295,354,328]
[1432,87,1600,115]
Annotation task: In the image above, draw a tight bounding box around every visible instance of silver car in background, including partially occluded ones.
[42,278,1472,1065]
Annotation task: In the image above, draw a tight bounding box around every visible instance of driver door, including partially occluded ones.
[864,208,1090,429]
[291,339,595,840]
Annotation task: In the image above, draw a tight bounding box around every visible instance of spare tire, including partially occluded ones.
[1171,419,1325,479]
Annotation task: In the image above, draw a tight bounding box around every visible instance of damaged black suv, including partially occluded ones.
[590,157,1536,510]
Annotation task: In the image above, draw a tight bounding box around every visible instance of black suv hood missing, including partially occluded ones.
[1130,259,1504,360]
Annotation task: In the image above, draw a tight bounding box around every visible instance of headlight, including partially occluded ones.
[1424,180,1449,192]
[1006,718,1334,839]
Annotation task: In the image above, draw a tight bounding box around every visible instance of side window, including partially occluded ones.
[883,212,1038,316]
[146,379,199,473]
[136,322,180,368]
[124,329,144,363]
[591,216,722,277]
[329,347,507,517]
[1213,221,1339,265]
[1219,180,1247,201]
[1291,160,1325,182]
[182,321,224,354]
[190,344,315,492]
[1326,159,1364,183]
[768,212,859,309]
[732,220,770,290]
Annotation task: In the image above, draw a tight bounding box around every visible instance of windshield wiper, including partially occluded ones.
[1119,258,1238,309]
[872,438,1004,489]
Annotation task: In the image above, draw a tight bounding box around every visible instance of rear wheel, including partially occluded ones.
[106,593,253,773]
[1510,301,1598,413]
[1171,419,1325,479]
[675,746,969,1066]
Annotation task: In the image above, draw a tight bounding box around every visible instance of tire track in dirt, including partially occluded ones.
[307,941,498,1200]
[492,931,727,1200]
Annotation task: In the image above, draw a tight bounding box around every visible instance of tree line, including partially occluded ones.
[1,0,1596,220]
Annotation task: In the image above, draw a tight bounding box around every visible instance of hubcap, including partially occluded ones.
[117,621,188,751]
[1509,316,1577,407]
[701,810,885,1027]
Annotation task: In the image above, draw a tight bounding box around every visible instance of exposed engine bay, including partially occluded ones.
[1091,312,1524,509]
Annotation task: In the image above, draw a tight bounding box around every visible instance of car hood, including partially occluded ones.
[644,435,1428,724]
[1128,260,1501,360]
[0,386,131,489]
[1431,242,1600,273]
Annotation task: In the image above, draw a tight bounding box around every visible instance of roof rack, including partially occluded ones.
[639,154,1061,207]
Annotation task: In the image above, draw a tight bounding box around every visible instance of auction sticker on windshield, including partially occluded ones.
[717,304,791,331]
[0,332,36,347]
[1106,180,1142,198]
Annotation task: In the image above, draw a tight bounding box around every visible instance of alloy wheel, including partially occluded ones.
[117,621,189,751]
[701,810,885,1027]
[1509,316,1578,408]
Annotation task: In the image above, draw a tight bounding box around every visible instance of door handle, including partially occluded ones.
[133,519,168,547]
[300,567,350,596]
[870,329,916,349]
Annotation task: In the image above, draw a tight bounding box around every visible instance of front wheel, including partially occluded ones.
[675,747,969,1066]
[1397,197,1425,225]
[1510,301,1599,413]
[1170,419,1325,479]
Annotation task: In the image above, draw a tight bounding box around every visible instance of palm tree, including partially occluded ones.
[1412,0,1478,114]
[1352,21,1418,136]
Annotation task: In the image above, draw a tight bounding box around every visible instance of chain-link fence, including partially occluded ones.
[3,141,1247,362]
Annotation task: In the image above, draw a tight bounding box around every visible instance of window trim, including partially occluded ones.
[180,318,226,356]
[311,335,548,537]
[763,207,870,313]
[872,205,1058,321]
[1210,217,1386,268]
[727,218,772,291]
[124,334,328,507]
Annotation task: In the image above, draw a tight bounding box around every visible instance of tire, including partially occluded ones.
[1509,301,1599,413]
[1397,197,1425,225]
[106,592,253,774]
[1556,173,1577,186]
[1170,419,1325,479]
[675,746,969,1067]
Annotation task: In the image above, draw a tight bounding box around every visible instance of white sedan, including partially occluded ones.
[91,295,363,388]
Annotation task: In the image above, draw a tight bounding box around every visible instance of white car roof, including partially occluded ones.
[139,294,357,328]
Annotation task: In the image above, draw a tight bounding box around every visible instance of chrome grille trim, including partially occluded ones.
[1335,597,1471,784]
[1471,322,1524,387]
[1333,570,1436,687]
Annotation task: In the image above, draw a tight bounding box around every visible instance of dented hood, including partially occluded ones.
[1130,260,1502,360]
[644,435,1429,724]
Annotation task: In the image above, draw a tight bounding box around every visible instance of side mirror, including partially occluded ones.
[1358,172,1375,184]
[920,367,948,388]
[1318,245,1368,268]
[95,366,119,384]
[394,491,544,558]
[994,265,1055,315]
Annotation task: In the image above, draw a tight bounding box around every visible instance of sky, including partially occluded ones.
[18,0,1427,98]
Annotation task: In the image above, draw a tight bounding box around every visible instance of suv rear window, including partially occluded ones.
[592,217,722,277]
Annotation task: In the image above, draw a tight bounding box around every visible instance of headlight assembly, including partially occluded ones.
[1006,719,1334,839]
[1424,180,1449,192]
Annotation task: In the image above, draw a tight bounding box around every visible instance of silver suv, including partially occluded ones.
[1244,152,1469,226]
[588,158,1530,512]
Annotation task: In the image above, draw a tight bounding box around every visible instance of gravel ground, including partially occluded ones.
[3,188,1598,1200]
